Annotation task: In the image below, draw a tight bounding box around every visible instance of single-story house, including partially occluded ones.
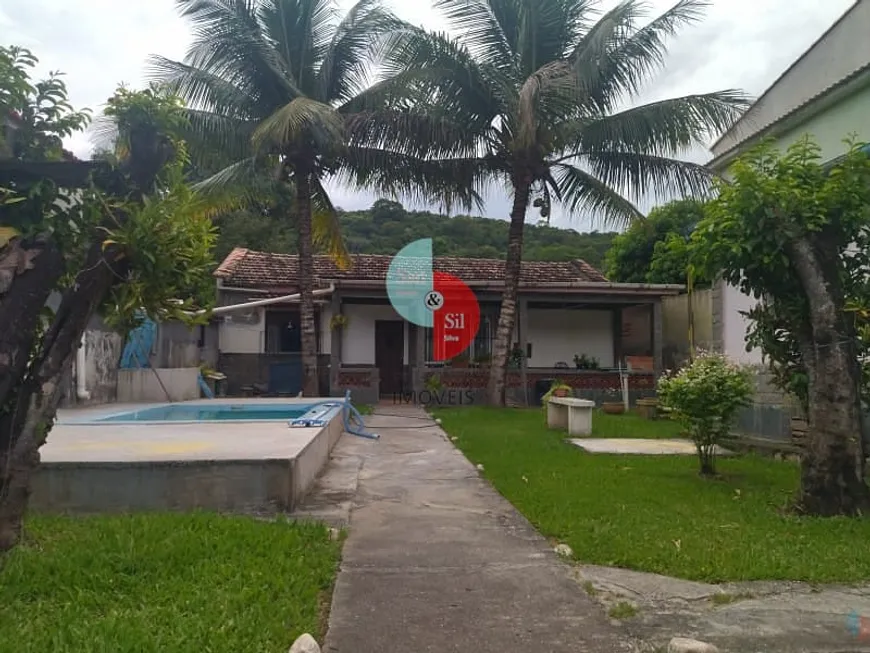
[213,248,683,404]
[707,0,870,366]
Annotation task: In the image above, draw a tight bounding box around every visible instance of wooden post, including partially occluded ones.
[329,291,341,396]
[518,296,529,406]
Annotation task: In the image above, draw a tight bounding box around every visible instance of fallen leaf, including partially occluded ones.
[673,539,682,551]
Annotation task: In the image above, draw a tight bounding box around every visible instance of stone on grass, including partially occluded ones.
[667,637,719,653]
[327,527,340,541]
[554,543,573,558]
[476,463,485,471]
[289,633,321,653]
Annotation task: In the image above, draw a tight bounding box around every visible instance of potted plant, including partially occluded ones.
[329,314,348,330]
[542,379,573,405]
[601,387,625,414]
[573,354,600,370]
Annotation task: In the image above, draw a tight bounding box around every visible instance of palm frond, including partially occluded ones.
[147,56,258,116]
[309,174,350,268]
[338,147,493,213]
[191,156,281,211]
[582,150,715,204]
[181,109,258,170]
[344,109,482,159]
[252,97,345,154]
[379,26,507,129]
[552,162,644,229]
[316,0,401,105]
[571,91,749,157]
[258,0,335,94]
[432,0,514,69]
[571,0,710,113]
[176,0,302,110]
[516,60,579,150]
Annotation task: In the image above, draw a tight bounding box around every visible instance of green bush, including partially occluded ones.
[658,352,754,476]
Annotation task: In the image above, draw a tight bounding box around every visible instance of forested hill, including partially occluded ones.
[214,199,617,271]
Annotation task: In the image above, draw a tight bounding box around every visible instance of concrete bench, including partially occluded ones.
[547,397,595,436]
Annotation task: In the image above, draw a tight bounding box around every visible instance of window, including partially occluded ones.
[422,315,493,363]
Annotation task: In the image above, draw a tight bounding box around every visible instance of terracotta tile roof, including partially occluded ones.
[214,248,609,288]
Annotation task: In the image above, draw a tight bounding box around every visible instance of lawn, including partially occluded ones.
[435,406,870,583]
[0,513,342,653]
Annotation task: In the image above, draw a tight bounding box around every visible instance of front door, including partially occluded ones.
[375,320,405,396]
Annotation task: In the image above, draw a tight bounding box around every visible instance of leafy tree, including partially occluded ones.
[150,0,418,396]
[214,198,618,268]
[381,0,749,404]
[0,47,215,551]
[691,137,870,516]
[605,198,705,284]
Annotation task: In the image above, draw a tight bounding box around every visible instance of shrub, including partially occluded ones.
[657,352,754,476]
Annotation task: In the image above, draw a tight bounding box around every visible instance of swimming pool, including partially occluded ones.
[89,402,341,424]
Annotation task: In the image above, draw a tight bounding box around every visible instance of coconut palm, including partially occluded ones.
[148,0,411,396]
[370,0,750,405]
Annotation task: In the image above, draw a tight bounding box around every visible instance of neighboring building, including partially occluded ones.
[212,248,683,404]
[707,0,870,365]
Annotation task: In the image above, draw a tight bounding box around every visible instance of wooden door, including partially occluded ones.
[375,320,405,396]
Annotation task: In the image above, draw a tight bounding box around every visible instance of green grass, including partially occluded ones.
[435,406,870,583]
[608,602,638,619]
[586,409,683,439]
[0,513,342,653]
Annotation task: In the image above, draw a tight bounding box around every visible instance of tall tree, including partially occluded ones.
[605,198,705,285]
[0,48,215,551]
[377,0,749,404]
[150,0,410,396]
[692,137,870,516]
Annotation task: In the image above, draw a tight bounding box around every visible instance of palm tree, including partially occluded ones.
[374,0,750,405]
[148,0,406,396]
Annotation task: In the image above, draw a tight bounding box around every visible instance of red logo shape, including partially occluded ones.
[430,271,480,361]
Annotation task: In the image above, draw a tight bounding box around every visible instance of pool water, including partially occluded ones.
[97,404,310,423]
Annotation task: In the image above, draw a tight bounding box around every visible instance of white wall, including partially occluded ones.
[320,306,332,355]
[525,309,614,368]
[219,308,264,354]
[722,283,764,365]
[341,303,409,365]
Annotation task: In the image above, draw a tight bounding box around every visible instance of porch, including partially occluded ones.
[326,288,666,406]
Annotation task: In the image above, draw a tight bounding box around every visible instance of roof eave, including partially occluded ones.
[708,65,870,173]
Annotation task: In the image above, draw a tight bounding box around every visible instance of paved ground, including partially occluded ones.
[296,406,870,653]
[294,405,632,653]
[569,438,732,456]
[578,564,870,653]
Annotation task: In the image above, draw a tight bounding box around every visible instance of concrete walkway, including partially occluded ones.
[294,406,631,653]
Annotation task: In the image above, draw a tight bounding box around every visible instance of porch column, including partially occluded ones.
[329,290,342,396]
[651,300,663,377]
[518,296,529,406]
[612,307,623,368]
[413,324,426,395]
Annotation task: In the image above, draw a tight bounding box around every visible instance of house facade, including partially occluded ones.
[213,248,682,405]
[707,0,870,366]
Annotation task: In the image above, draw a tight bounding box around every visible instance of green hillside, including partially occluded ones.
[214,200,616,271]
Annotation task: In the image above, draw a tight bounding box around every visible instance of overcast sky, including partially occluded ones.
[1,0,856,230]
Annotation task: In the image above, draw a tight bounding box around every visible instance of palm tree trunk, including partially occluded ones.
[487,178,532,406]
[294,172,319,397]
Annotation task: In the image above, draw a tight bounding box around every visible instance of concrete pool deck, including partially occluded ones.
[31,398,344,514]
